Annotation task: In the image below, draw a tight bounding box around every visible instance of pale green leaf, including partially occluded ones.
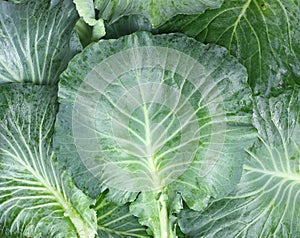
[73,0,106,42]
[179,87,300,237]
[92,19,106,40]
[73,0,96,25]
[0,84,97,238]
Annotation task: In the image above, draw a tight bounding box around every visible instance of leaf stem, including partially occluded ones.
[157,192,176,238]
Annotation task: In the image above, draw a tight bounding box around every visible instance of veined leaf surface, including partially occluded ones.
[160,0,300,95]
[0,0,79,85]
[0,84,97,237]
[179,87,300,237]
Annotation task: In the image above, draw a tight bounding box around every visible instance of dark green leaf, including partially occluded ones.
[160,0,300,95]
[104,15,154,39]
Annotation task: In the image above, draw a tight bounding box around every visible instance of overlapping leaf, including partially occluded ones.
[104,15,154,39]
[94,0,224,27]
[0,0,79,85]
[72,0,106,44]
[179,87,300,237]
[160,0,300,95]
[95,192,149,238]
[0,84,97,237]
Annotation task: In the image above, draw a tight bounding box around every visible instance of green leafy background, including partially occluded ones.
[0,0,299,237]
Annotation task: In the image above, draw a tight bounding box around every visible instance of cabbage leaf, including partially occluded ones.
[54,31,256,237]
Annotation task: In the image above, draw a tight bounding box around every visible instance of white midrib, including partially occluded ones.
[230,0,252,48]
[138,80,172,237]
[236,0,252,26]
[39,173,94,238]
[244,165,300,183]
[143,104,160,184]
[24,162,95,238]
[142,106,175,238]
[13,125,95,237]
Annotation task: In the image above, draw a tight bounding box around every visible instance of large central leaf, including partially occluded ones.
[179,87,300,237]
[0,0,79,85]
[160,0,300,95]
[54,31,255,205]
[0,84,97,237]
